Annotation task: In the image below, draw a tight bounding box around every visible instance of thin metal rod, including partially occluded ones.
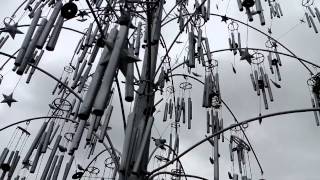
[115,75,127,130]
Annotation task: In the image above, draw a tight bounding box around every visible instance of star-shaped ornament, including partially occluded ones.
[78,10,89,18]
[2,22,23,39]
[221,15,229,23]
[240,48,254,64]
[22,160,32,170]
[1,93,17,107]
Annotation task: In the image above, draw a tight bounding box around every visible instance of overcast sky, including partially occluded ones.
[0,0,320,180]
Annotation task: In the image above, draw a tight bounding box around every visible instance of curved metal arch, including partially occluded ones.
[0,24,85,35]
[149,107,320,175]
[148,171,208,180]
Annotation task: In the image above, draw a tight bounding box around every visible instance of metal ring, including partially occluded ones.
[64,66,74,73]
[302,0,314,7]
[179,81,192,90]
[87,166,100,175]
[228,21,239,31]
[251,52,265,65]
[52,98,72,112]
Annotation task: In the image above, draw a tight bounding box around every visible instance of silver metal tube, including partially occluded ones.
[41,121,54,153]
[169,99,173,119]
[85,23,93,46]
[254,70,260,96]
[26,50,44,83]
[119,113,135,171]
[233,174,238,180]
[132,116,154,173]
[8,151,20,179]
[197,29,202,50]
[36,1,63,49]
[237,0,243,11]
[30,132,47,173]
[188,97,192,129]
[306,12,312,28]
[275,64,281,81]
[71,60,87,89]
[88,44,99,65]
[69,120,86,154]
[207,111,210,134]
[188,31,195,68]
[229,142,234,161]
[49,124,60,144]
[88,25,99,46]
[14,8,42,66]
[250,73,256,91]
[308,6,316,17]
[311,98,320,126]
[93,24,129,115]
[204,38,211,62]
[46,155,58,180]
[86,114,97,141]
[0,148,9,165]
[237,32,241,52]
[17,18,47,75]
[259,11,266,25]
[62,155,74,180]
[46,14,64,51]
[276,3,283,16]
[134,22,142,56]
[28,0,41,18]
[125,62,134,102]
[78,64,92,93]
[255,0,262,13]
[309,15,318,33]
[163,102,168,122]
[0,35,9,49]
[52,155,64,180]
[99,105,113,142]
[22,122,47,164]
[267,52,274,74]
[265,74,274,102]
[261,86,269,109]
[315,7,320,23]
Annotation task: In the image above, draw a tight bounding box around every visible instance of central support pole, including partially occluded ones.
[119,1,164,180]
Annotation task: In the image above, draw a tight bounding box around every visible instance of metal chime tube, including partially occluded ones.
[28,0,41,18]
[36,1,63,49]
[0,147,9,165]
[8,151,20,179]
[311,98,320,126]
[202,76,209,107]
[46,14,64,51]
[93,24,129,115]
[308,6,316,17]
[163,102,168,122]
[125,63,134,102]
[30,132,46,173]
[15,8,41,66]
[197,29,202,50]
[49,124,60,144]
[237,0,243,11]
[175,97,181,122]
[233,174,239,180]
[151,3,163,43]
[181,98,185,124]
[52,155,64,180]
[250,73,256,91]
[132,116,154,173]
[71,60,87,89]
[46,155,58,180]
[167,133,172,159]
[204,38,211,62]
[220,118,224,142]
[264,74,274,101]
[306,12,312,28]
[169,99,173,119]
[214,123,219,180]
[78,64,92,93]
[276,3,283,16]
[309,15,318,33]
[188,97,192,129]
[188,31,195,68]
[17,18,47,75]
[39,135,62,180]
[267,52,274,74]
[237,32,241,52]
[119,113,135,171]
[69,120,86,154]
[206,0,210,21]
[0,35,9,49]
[255,0,262,13]
[275,64,281,81]
[206,111,210,133]
[134,22,142,56]
[26,50,44,83]
[315,7,320,23]
[98,105,113,142]
[88,26,99,46]
[85,23,93,46]
[229,142,234,161]
[254,70,260,95]
[42,121,54,153]
[22,122,47,164]
[86,115,97,141]
[231,32,236,54]
[259,11,266,25]
[88,45,99,65]
[66,99,76,119]
[237,150,243,174]
[62,155,74,180]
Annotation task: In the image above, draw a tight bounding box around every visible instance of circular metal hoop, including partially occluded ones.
[228,21,239,31]
[52,98,72,112]
[171,122,180,128]
[64,66,74,73]
[3,17,15,26]
[179,81,192,90]
[104,157,115,168]
[166,86,174,94]
[265,39,276,49]
[302,0,314,7]
[87,166,100,175]
[251,52,265,65]
[64,132,74,142]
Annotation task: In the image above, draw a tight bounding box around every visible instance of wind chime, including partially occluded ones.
[267,0,283,20]
[236,0,266,25]
[302,0,320,34]
[265,38,282,87]
[227,134,252,180]
[248,51,274,110]
[0,126,30,180]
[228,21,242,56]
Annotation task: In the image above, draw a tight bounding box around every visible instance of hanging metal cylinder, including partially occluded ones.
[46,155,58,180]
[88,44,100,65]
[237,0,243,11]
[264,74,274,102]
[309,15,318,33]
[22,121,48,165]
[132,116,154,174]
[254,70,260,96]
[259,11,266,25]
[49,124,60,144]
[276,3,283,16]
[84,23,93,46]
[151,2,163,44]
[99,105,113,142]
[36,1,63,49]
[315,7,320,23]
[52,154,64,180]
[163,102,168,122]
[30,132,47,173]
[181,98,186,124]
[8,151,20,179]
[229,142,234,161]
[188,31,195,68]
[26,50,44,83]
[62,155,74,180]
[308,6,316,17]
[250,73,256,91]
[0,35,9,49]
[255,0,262,13]
[46,14,64,51]
[28,0,41,18]
[69,120,86,155]
[0,148,9,165]
[119,113,135,171]
[134,22,142,56]
[233,174,239,180]
[204,38,211,62]
[206,111,210,134]
[125,63,134,102]
[92,24,129,116]
[187,97,192,129]
[197,29,202,50]
[41,121,55,153]
[86,114,97,141]
[16,18,47,75]
[88,26,99,46]
[71,60,87,89]
[169,99,173,119]
[78,64,92,93]
[311,98,320,126]
[14,9,42,67]
[306,12,312,28]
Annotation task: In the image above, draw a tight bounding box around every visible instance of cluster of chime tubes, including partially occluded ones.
[236,0,266,25]
[268,0,283,20]
[229,30,242,56]
[0,35,9,50]
[187,27,212,68]
[202,73,221,108]
[305,5,320,34]
[249,66,273,110]
[228,136,251,180]
[163,97,193,129]
[267,44,282,82]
